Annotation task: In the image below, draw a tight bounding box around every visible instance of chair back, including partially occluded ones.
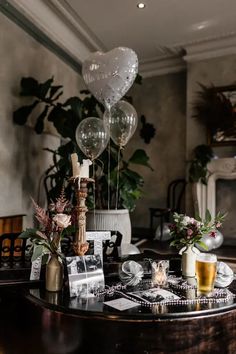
[0,233,31,269]
[167,179,187,214]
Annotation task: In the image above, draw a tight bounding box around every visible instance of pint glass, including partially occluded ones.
[196,253,217,295]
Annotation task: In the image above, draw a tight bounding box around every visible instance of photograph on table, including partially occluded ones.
[128,288,180,304]
[66,255,105,298]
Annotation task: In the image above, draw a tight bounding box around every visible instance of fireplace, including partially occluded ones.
[193,158,236,245]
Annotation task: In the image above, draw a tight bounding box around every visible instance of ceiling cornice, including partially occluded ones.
[139,55,186,78]
[4,0,98,65]
[47,0,106,52]
[183,33,236,62]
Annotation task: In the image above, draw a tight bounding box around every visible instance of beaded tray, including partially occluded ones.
[95,277,235,308]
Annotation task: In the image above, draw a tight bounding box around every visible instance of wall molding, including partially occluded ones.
[0,0,100,73]
[184,33,236,62]
[139,55,186,78]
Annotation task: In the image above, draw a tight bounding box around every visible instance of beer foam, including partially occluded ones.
[197,253,217,263]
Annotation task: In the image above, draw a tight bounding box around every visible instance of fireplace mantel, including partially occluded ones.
[193,158,236,219]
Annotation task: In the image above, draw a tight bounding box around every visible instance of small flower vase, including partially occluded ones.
[179,245,200,278]
[46,254,63,292]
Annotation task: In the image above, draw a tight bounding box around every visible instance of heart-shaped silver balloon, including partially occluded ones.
[82,47,138,110]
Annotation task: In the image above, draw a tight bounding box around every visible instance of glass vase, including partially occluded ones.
[46,254,63,292]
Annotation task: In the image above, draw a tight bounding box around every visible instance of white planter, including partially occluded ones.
[87,209,131,244]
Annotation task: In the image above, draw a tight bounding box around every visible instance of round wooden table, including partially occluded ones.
[21,281,236,354]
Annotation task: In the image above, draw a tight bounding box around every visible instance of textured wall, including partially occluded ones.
[0,12,85,227]
[126,72,187,228]
[186,54,236,214]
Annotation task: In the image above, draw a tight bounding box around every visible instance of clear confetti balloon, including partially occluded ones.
[76,117,109,160]
[103,100,138,147]
[82,47,138,110]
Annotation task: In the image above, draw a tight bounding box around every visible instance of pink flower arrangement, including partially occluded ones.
[20,189,75,260]
[170,210,225,250]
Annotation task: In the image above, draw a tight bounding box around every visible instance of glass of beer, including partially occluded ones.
[196,253,217,296]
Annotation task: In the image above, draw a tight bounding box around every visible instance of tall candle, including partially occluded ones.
[71,153,80,177]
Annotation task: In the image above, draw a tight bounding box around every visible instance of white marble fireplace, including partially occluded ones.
[193,158,236,244]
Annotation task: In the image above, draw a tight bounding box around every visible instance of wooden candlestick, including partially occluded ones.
[70,177,94,256]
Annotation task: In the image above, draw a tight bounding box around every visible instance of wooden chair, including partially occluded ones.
[149,179,187,240]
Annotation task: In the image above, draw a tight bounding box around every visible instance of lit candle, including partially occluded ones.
[152,261,168,287]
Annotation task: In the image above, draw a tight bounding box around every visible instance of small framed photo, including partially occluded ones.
[66,255,105,298]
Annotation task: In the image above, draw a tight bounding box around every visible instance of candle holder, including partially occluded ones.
[70,177,95,256]
[151,260,169,287]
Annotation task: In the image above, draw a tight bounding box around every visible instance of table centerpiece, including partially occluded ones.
[170,210,225,277]
[20,189,74,291]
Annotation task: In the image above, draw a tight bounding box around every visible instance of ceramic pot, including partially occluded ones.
[46,254,63,292]
[87,209,131,244]
[180,245,199,277]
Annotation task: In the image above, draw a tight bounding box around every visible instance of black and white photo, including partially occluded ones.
[66,255,104,298]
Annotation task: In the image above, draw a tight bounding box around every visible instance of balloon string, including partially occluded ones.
[92,161,97,231]
[107,108,111,210]
[114,146,121,238]
[115,147,121,211]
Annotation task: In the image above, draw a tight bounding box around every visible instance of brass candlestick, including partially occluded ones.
[70,177,94,256]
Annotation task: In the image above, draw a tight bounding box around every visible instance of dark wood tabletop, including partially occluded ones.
[25,280,236,320]
[0,275,235,354]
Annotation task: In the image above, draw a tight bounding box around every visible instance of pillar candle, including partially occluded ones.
[71,153,80,177]
[80,159,92,178]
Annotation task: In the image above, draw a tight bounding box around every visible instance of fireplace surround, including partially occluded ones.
[193,158,236,245]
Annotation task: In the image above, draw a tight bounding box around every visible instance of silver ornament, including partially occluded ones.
[212,230,224,249]
[154,223,172,241]
[196,234,214,251]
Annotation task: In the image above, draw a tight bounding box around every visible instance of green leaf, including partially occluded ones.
[42,253,50,265]
[122,169,143,184]
[194,212,201,222]
[20,77,39,96]
[31,245,44,262]
[19,228,38,239]
[13,100,39,125]
[47,106,76,139]
[38,77,54,99]
[47,105,61,122]
[49,85,63,99]
[35,105,49,134]
[205,209,212,223]
[63,96,82,110]
[129,149,153,170]
[197,241,208,250]
[61,225,77,237]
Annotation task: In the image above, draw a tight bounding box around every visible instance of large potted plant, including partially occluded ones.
[13,76,153,244]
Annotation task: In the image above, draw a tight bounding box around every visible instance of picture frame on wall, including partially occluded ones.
[208,85,236,146]
[193,83,236,146]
